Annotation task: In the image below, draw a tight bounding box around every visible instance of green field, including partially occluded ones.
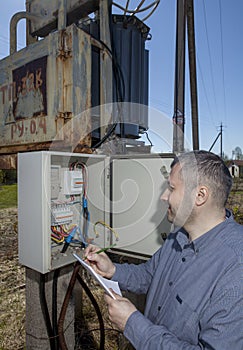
[0,184,17,209]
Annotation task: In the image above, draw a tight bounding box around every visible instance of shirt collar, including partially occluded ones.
[174,209,233,252]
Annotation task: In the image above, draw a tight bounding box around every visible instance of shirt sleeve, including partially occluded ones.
[124,263,243,350]
[124,311,203,349]
[112,245,164,294]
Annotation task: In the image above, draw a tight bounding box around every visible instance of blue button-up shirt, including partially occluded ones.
[113,210,243,349]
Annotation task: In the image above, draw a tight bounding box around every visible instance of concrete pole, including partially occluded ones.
[187,0,199,150]
[173,0,186,153]
[25,265,77,349]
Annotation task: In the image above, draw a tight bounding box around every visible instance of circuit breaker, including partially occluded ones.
[18,151,173,273]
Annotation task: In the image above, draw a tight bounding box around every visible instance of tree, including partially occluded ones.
[232,147,243,160]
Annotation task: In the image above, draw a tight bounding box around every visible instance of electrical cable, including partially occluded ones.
[61,225,79,253]
[92,122,118,149]
[89,3,127,149]
[123,0,130,15]
[93,221,119,241]
[196,58,217,132]
[39,274,56,350]
[57,262,106,350]
[141,1,160,22]
[52,268,60,350]
[112,1,159,14]
[58,263,80,350]
[202,0,218,126]
[82,196,90,242]
[76,273,105,350]
[218,0,227,126]
[144,131,153,146]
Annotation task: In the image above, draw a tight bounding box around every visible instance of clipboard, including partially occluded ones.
[73,253,121,300]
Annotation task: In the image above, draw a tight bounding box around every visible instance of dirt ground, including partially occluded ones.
[0,208,25,350]
[0,180,243,349]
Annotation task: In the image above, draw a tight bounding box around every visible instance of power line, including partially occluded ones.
[197,57,217,131]
[218,0,227,126]
[201,0,218,124]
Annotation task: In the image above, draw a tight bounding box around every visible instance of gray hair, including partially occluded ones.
[171,150,232,208]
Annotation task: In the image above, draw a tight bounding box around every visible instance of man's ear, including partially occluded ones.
[195,186,209,206]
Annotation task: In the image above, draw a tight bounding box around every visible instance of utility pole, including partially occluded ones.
[187,0,199,151]
[173,0,186,153]
[220,122,223,158]
[173,0,199,153]
[209,122,224,158]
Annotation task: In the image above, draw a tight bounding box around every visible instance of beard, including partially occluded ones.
[167,195,196,228]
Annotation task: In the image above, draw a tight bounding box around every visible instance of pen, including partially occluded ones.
[83,243,116,260]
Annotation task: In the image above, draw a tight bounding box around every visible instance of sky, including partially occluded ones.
[0,0,242,158]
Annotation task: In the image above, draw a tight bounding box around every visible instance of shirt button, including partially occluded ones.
[182,257,186,262]
[169,281,173,286]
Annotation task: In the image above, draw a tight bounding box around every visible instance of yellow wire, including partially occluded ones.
[51,236,64,244]
[93,221,119,241]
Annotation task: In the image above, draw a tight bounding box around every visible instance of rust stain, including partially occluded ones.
[57,29,73,60]
[0,154,17,169]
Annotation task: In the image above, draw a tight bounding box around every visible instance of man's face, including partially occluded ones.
[161,163,196,227]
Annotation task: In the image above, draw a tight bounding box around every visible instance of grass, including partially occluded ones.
[0,184,17,209]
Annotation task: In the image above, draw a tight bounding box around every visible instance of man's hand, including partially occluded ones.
[104,291,137,331]
[84,244,116,278]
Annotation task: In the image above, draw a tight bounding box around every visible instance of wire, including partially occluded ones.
[112,1,160,16]
[123,0,130,15]
[218,0,227,126]
[51,235,65,244]
[52,269,60,350]
[92,122,118,149]
[76,273,105,350]
[61,225,79,253]
[39,274,56,350]
[82,196,90,243]
[58,263,80,350]
[93,221,119,241]
[144,131,153,146]
[141,0,160,22]
[201,0,218,125]
[69,161,88,197]
[197,58,217,131]
[57,262,106,350]
[80,4,146,149]
[86,6,127,148]
[51,225,79,244]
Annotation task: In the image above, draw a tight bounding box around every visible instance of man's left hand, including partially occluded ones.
[104,291,137,331]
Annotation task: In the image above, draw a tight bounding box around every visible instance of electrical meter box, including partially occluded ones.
[18,151,173,273]
[18,151,109,273]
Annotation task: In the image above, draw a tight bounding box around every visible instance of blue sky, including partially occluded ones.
[145,0,243,157]
[1,0,242,158]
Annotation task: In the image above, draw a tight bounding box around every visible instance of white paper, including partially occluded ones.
[73,253,122,300]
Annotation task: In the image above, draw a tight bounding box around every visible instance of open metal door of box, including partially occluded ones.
[110,154,174,257]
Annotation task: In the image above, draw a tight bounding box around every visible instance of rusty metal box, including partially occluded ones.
[0,24,92,153]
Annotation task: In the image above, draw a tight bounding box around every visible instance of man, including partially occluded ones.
[85,151,243,349]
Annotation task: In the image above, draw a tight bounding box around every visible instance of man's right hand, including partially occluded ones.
[84,244,116,279]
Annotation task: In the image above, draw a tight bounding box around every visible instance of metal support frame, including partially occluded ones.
[10,11,38,54]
